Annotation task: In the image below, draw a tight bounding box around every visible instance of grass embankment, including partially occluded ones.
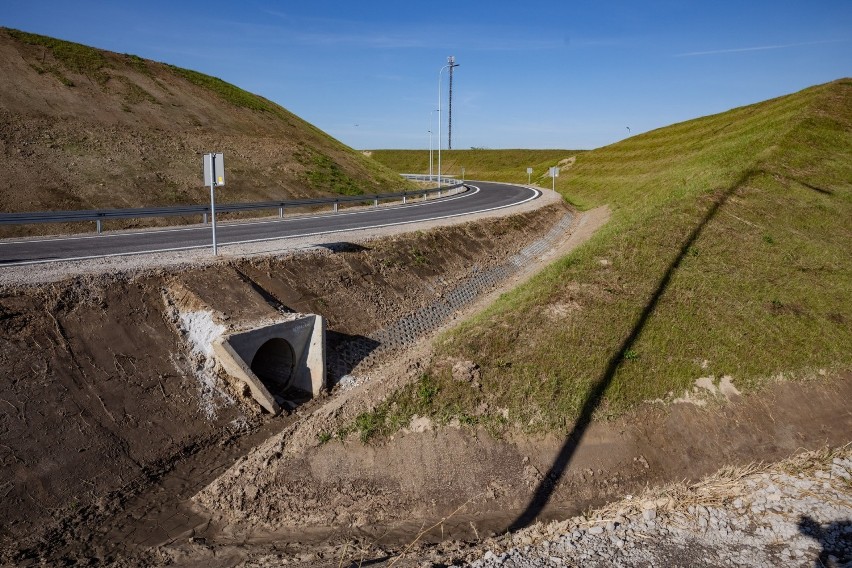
[350,79,852,440]
[368,149,581,184]
[1,27,411,211]
[7,28,109,86]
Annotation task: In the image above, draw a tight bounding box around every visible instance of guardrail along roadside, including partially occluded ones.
[0,179,464,235]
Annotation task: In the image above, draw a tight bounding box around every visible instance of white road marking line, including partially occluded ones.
[0,187,479,246]
[1,184,540,266]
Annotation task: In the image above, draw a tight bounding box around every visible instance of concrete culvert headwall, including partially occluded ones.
[213,314,325,415]
[250,338,296,394]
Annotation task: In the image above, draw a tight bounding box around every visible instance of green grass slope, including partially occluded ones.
[354,79,852,438]
[0,28,411,231]
[368,149,582,184]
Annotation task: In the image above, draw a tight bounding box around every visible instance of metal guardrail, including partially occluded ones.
[401,174,462,184]
[0,182,465,233]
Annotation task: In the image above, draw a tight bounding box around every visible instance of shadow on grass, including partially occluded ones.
[795,179,834,195]
[507,172,750,532]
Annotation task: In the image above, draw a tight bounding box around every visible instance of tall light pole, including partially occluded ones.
[447,55,457,150]
[437,56,459,187]
[429,109,437,181]
[428,127,433,182]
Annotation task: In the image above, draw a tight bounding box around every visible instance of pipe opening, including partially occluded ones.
[250,338,299,399]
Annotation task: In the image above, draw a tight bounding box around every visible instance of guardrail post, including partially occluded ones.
[96,219,102,234]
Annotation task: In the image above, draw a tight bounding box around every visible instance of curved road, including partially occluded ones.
[0,181,539,266]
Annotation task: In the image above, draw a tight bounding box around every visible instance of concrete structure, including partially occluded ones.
[213,314,325,415]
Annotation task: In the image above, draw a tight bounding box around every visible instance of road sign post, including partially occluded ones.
[203,153,225,256]
[549,166,559,191]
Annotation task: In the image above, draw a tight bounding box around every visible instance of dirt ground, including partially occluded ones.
[1,198,849,567]
[155,374,851,567]
[0,203,566,564]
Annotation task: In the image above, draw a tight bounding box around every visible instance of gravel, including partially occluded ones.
[160,448,848,567]
[453,448,852,568]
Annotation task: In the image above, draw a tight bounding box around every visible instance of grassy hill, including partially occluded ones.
[367,149,582,184]
[354,79,852,438]
[0,28,411,233]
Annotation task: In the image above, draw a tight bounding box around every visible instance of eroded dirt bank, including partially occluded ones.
[0,202,568,563]
[179,372,852,561]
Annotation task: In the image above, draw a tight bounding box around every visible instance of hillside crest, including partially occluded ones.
[0,28,407,228]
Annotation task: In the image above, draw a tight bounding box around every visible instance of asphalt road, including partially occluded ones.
[0,181,540,266]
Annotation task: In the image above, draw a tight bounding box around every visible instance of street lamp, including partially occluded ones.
[428,127,433,182]
[437,56,459,187]
[429,109,437,181]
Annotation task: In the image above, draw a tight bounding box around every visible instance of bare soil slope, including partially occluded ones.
[0,203,567,563]
[0,28,409,235]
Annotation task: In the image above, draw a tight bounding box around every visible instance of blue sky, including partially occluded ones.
[3,1,850,150]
